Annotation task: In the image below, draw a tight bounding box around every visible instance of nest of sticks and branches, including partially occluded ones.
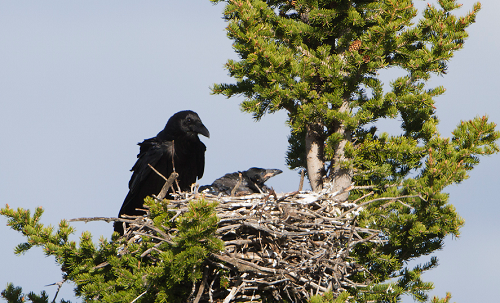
[100,171,389,303]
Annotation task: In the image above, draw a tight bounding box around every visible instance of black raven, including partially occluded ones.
[114,110,209,235]
[200,167,282,196]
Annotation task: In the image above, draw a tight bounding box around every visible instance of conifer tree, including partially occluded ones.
[209,0,499,301]
[209,0,496,192]
[0,199,224,303]
[2,1,499,302]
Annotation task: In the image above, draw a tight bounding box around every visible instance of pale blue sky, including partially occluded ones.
[0,1,498,302]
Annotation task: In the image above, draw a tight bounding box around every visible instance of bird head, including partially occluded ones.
[245,167,283,185]
[162,110,210,139]
[181,111,210,138]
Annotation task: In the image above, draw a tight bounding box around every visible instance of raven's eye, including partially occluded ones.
[186,117,193,123]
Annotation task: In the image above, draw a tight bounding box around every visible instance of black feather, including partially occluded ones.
[200,167,282,196]
[114,110,209,235]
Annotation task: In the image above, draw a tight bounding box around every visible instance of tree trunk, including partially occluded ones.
[305,122,325,192]
[329,101,353,201]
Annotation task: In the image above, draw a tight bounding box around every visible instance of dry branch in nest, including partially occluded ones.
[71,176,400,302]
[199,188,386,302]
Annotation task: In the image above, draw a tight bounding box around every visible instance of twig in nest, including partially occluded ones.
[156,172,179,200]
[169,209,185,222]
[170,139,176,172]
[208,270,219,303]
[68,216,121,223]
[168,141,183,194]
[276,191,299,202]
[351,191,375,204]
[254,183,264,194]
[187,266,198,302]
[135,232,174,245]
[223,273,248,303]
[337,194,422,219]
[193,265,210,303]
[147,164,179,200]
[191,183,200,197]
[147,163,168,181]
[298,169,305,191]
[263,189,277,204]
[230,172,243,197]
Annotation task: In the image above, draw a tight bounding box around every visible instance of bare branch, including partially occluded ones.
[193,266,210,303]
[298,169,305,191]
[230,172,243,197]
[130,289,148,303]
[156,171,179,200]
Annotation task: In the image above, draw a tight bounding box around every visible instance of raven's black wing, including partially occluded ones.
[201,171,254,195]
[196,141,206,180]
[127,138,173,195]
[114,138,174,234]
[211,172,241,195]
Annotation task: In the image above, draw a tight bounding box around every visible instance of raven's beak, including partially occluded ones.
[197,124,210,138]
[263,169,283,180]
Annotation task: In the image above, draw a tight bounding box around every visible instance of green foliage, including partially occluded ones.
[309,291,349,303]
[210,0,486,170]
[1,198,223,303]
[1,284,25,303]
[431,292,453,303]
[209,0,499,301]
[1,283,71,303]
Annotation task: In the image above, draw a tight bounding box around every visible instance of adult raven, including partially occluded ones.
[200,167,282,196]
[114,110,209,235]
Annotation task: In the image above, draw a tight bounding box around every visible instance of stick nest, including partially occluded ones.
[111,184,385,303]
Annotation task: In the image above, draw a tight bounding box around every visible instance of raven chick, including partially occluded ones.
[114,110,209,235]
[200,167,282,196]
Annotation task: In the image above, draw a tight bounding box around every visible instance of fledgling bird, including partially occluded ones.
[200,167,282,196]
[114,110,209,235]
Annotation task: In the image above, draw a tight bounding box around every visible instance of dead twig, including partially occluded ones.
[156,172,179,200]
[193,265,210,303]
[298,169,305,191]
[45,279,66,303]
[230,172,243,197]
[130,289,148,303]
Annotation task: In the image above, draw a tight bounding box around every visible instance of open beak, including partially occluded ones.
[263,169,283,181]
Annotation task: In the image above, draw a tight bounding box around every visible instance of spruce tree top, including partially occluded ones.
[210,0,496,192]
